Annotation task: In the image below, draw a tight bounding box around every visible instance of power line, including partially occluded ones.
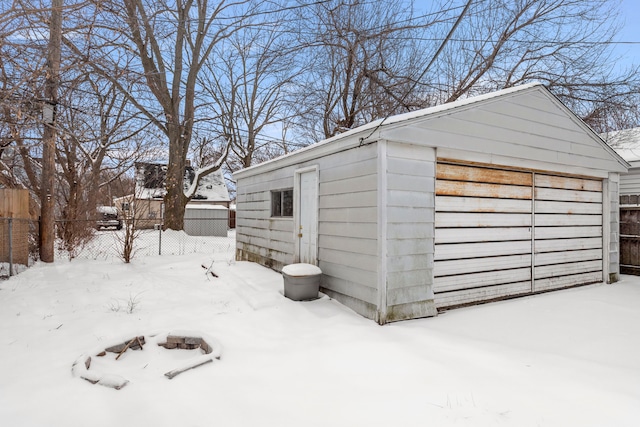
[383,36,640,46]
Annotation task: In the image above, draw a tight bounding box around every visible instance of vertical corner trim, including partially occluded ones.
[602,176,611,283]
[377,140,388,323]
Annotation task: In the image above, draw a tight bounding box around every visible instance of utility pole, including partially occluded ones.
[40,0,63,262]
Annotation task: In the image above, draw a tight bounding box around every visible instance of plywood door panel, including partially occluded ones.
[434,164,604,309]
[533,173,603,292]
[534,237,602,252]
[535,187,602,203]
[534,214,603,226]
[435,240,532,260]
[535,200,603,215]
[534,260,603,279]
[534,272,603,292]
[436,180,532,199]
[435,212,532,227]
[434,162,533,307]
[435,227,532,244]
[435,196,531,213]
[535,174,602,192]
[433,281,533,308]
[434,268,532,293]
[535,226,602,240]
[436,163,533,185]
[535,249,602,266]
[434,254,532,277]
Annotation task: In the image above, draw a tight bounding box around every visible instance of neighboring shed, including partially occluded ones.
[184,204,228,237]
[234,83,629,324]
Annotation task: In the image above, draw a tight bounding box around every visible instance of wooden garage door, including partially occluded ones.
[434,163,602,309]
[533,174,603,292]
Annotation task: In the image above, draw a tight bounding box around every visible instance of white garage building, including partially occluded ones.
[233,83,628,324]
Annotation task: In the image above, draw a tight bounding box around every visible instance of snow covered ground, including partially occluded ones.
[1,234,639,426]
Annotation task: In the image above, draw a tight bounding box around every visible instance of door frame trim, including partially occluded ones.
[294,165,320,264]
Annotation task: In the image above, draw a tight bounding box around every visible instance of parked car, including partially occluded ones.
[96,206,123,230]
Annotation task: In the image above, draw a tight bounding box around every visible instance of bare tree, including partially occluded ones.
[52,73,157,253]
[427,0,640,132]
[0,1,47,193]
[286,0,640,141]
[4,0,640,235]
[57,74,156,215]
[0,1,157,257]
[292,0,446,141]
[60,0,256,230]
[200,15,300,170]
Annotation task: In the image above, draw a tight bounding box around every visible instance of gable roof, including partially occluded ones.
[235,83,628,179]
[135,162,230,202]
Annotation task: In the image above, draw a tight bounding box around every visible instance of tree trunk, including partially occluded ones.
[40,0,62,263]
[163,131,188,230]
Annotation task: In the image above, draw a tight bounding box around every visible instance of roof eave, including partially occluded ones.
[234,83,629,178]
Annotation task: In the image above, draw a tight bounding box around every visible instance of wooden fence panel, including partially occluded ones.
[620,208,640,275]
[0,189,31,267]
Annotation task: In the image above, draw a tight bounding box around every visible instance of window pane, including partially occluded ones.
[282,190,293,217]
[271,191,282,217]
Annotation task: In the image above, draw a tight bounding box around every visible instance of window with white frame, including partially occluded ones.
[271,189,293,217]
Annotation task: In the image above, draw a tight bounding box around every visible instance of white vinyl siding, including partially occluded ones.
[619,168,640,196]
[236,144,381,319]
[382,142,437,321]
[384,90,625,176]
[235,171,296,270]
[317,144,379,314]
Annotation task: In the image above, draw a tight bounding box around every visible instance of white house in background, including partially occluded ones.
[234,83,629,325]
[114,162,231,232]
[602,127,640,203]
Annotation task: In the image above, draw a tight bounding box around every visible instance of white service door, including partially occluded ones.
[297,170,318,264]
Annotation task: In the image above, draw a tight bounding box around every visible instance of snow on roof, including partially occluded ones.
[602,127,640,163]
[192,169,230,202]
[97,206,118,214]
[185,204,228,210]
[135,163,230,202]
[137,188,165,200]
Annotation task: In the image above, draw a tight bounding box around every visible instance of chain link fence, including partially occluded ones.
[73,218,236,260]
[1,216,236,278]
